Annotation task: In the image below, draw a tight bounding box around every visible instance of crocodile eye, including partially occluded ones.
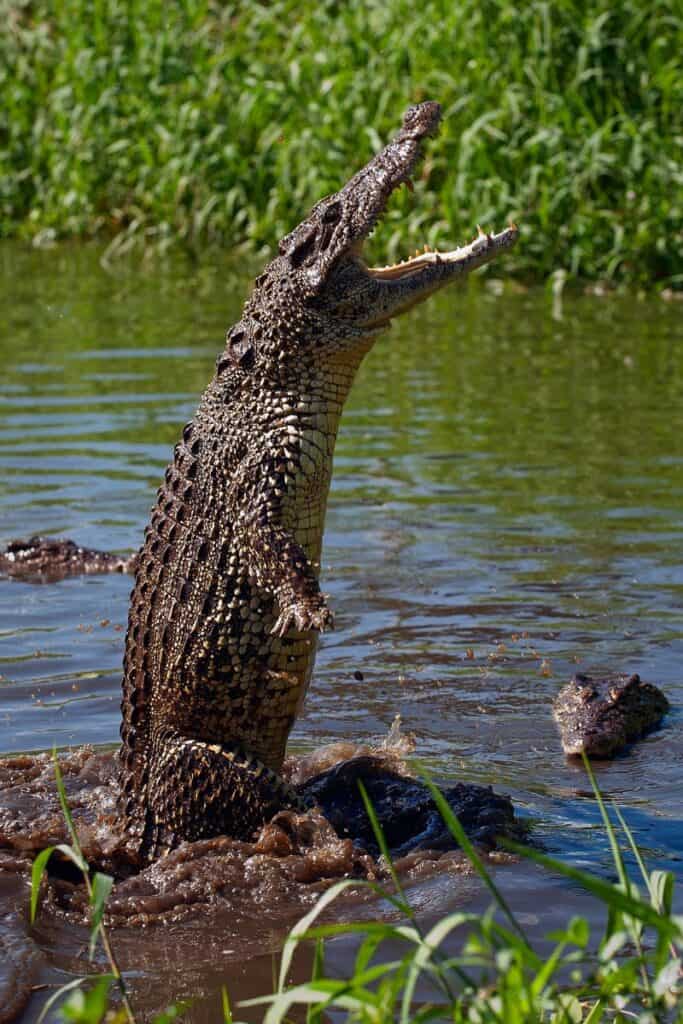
[226,327,255,370]
[322,200,341,224]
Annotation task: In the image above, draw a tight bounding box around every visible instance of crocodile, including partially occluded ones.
[0,535,134,579]
[2,103,518,861]
[553,673,670,758]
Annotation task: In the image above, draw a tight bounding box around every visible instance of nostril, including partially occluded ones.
[287,226,318,267]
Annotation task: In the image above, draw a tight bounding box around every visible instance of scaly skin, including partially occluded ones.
[0,536,134,579]
[2,103,518,861]
[553,673,670,757]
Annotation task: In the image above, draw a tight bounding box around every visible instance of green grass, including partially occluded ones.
[1,0,681,286]
[246,763,682,1023]
[30,751,135,1024]
[31,754,682,1023]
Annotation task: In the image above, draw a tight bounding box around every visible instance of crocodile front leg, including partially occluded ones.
[241,515,334,637]
[228,440,336,639]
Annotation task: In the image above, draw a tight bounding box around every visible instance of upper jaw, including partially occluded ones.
[336,100,517,289]
[283,102,443,290]
[335,101,443,243]
[279,101,518,301]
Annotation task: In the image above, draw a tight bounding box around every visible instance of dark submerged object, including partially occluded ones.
[1,103,518,861]
[301,756,519,858]
[553,673,670,758]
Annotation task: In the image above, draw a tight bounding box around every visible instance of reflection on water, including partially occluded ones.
[0,243,682,1018]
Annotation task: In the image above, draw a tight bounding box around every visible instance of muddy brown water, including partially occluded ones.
[0,244,682,1020]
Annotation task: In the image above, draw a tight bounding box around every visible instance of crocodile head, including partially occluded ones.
[231,101,517,372]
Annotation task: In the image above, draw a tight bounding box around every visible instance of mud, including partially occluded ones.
[0,733,519,1019]
[0,889,41,1024]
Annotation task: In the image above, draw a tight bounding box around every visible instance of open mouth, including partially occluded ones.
[324,102,517,289]
[365,225,519,282]
[367,244,446,281]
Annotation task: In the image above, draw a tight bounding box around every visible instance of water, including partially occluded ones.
[0,243,682,1018]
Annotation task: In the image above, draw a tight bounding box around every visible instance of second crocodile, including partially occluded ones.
[553,673,670,758]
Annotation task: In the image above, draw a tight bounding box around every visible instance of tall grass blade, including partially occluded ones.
[583,999,606,1023]
[417,769,527,941]
[35,976,102,1024]
[400,912,475,1023]
[221,985,233,1023]
[53,746,84,859]
[305,938,325,1024]
[581,754,629,893]
[500,839,681,938]
[89,872,114,959]
[357,780,411,915]
[30,845,55,924]
[357,779,462,1004]
[277,878,357,993]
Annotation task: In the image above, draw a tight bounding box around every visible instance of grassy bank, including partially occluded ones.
[32,760,682,1022]
[1,0,681,286]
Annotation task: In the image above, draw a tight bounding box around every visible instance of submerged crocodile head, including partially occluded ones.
[228,102,517,374]
[553,673,670,758]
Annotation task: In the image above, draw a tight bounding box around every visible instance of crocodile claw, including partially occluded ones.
[271,601,335,637]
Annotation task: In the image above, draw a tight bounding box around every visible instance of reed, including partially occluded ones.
[1,1,681,283]
[247,761,682,1023]
[31,755,682,1022]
